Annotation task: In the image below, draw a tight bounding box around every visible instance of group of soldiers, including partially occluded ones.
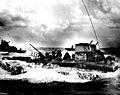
[36,49,73,63]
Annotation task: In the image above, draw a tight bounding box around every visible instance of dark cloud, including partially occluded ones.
[111,17,120,25]
[83,0,120,48]
[0,23,74,47]
[85,0,120,26]
[0,11,29,44]
[0,11,28,29]
[0,19,7,27]
[1,0,120,48]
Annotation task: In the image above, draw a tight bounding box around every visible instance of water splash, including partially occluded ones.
[0,60,119,84]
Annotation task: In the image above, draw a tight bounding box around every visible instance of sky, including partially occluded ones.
[0,0,120,48]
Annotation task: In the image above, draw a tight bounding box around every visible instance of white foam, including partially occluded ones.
[0,60,119,83]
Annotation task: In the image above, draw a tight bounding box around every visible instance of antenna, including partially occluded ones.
[81,0,100,49]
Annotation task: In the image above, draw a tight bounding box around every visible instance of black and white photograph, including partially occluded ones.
[0,0,120,95]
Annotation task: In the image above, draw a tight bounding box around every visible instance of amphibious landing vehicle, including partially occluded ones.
[0,39,26,53]
[49,43,118,73]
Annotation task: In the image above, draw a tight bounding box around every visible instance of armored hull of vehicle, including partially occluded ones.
[49,43,119,73]
[50,60,118,72]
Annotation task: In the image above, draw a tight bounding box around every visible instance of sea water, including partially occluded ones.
[0,48,120,95]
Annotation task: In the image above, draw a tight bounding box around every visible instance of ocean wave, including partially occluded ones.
[0,61,119,84]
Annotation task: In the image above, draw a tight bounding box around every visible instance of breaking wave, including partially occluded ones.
[0,60,119,84]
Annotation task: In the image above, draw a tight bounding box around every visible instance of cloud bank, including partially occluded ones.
[0,0,120,48]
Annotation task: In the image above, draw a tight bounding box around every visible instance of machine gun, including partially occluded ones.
[30,44,45,60]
